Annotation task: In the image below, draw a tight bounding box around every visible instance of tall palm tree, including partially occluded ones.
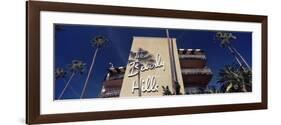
[217,65,251,93]
[57,60,86,99]
[230,44,251,70]
[55,67,67,99]
[55,68,80,99]
[55,68,67,80]
[80,36,107,98]
[215,32,251,71]
[128,48,155,97]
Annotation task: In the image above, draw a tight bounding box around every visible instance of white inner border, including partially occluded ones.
[40,11,261,115]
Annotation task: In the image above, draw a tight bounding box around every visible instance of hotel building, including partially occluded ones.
[100,37,213,98]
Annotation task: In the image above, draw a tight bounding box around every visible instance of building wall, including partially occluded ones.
[120,37,185,97]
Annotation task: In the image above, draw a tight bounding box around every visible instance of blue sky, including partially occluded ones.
[54,24,252,100]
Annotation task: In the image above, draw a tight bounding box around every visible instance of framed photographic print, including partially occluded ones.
[26,1,268,124]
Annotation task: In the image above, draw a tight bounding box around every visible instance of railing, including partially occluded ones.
[181,68,212,75]
[107,74,124,81]
[102,89,121,97]
[185,87,204,94]
[179,54,206,60]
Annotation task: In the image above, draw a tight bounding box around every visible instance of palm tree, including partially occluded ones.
[215,32,251,71]
[55,68,67,80]
[238,68,252,92]
[230,44,251,70]
[162,86,173,95]
[55,67,67,99]
[55,68,80,99]
[217,64,252,93]
[80,36,107,98]
[128,48,155,97]
[174,81,182,95]
[57,60,86,99]
[162,84,181,95]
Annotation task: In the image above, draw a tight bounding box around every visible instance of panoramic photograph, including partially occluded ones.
[54,24,252,100]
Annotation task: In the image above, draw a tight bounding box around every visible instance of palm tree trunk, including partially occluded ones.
[80,48,99,99]
[61,78,79,98]
[230,45,251,70]
[58,72,75,99]
[64,78,79,97]
[227,46,246,71]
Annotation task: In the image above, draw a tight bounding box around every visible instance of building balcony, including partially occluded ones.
[181,68,212,75]
[181,68,213,87]
[103,79,123,89]
[179,59,206,68]
[178,48,204,55]
[107,74,124,81]
[100,89,121,98]
[178,54,206,60]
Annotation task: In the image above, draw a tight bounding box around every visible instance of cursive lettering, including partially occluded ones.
[128,54,164,77]
[131,76,159,94]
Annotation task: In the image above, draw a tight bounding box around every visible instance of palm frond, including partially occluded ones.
[68,60,87,74]
[55,68,67,79]
[217,64,252,92]
[215,32,237,48]
[91,35,107,48]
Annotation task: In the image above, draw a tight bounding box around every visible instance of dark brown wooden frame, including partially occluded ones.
[26,1,268,124]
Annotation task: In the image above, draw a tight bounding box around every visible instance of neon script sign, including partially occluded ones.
[128,54,165,94]
[128,54,164,77]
